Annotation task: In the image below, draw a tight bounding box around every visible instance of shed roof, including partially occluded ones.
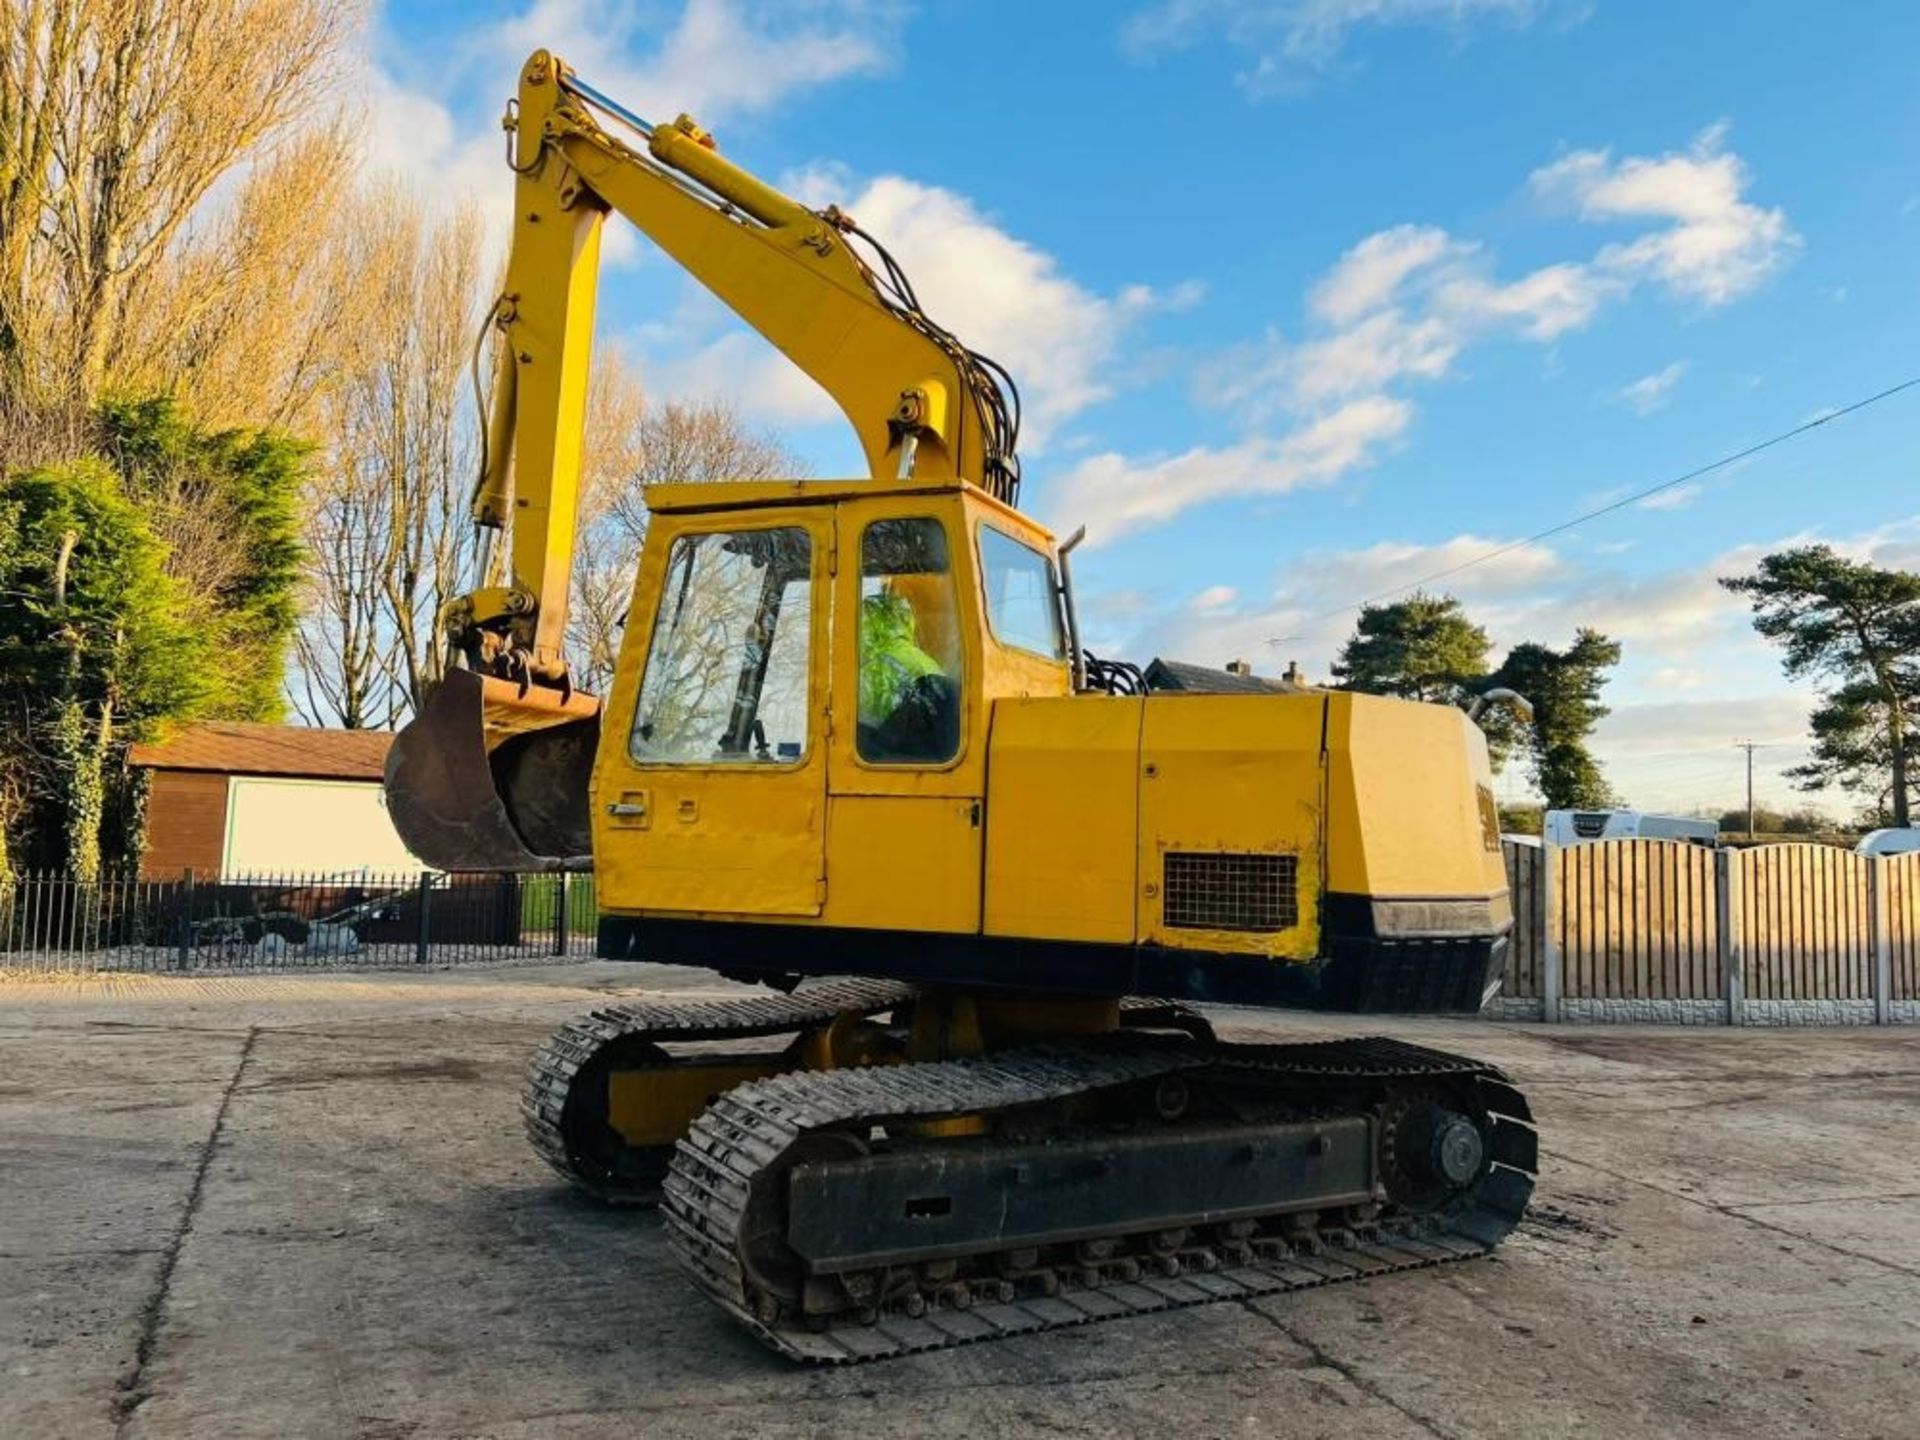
[128,722,391,781]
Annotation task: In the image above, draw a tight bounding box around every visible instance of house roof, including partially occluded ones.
[1144,658,1307,695]
[128,722,392,781]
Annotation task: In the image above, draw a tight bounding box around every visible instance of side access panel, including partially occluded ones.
[1138,695,1325,960]
[823,794,981,933]
[984,697,1144,944]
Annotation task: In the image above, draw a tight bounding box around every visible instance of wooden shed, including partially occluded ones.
[128,723,417,879]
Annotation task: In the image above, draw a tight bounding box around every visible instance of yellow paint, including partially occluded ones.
[444,43,1027,691]
[430,51,1514,995]
[1324,691,1505,901]
[824,795,981,932]
[483,55,606,675]
[1139,695,1324,959]
[553,90,985,487]
[984,696,1143,944]
[608,1059,786,1145]
[590,510,832,917]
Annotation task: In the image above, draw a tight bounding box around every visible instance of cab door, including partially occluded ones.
[593,512,830,917]
[823,501,985,933]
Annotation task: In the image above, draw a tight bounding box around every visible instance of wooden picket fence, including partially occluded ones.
[1500,839,1920,1021]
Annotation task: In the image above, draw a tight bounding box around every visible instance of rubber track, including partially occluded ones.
[662,1037,1536,1363]
[522,984,1209,1199]
[521,978,917,1199]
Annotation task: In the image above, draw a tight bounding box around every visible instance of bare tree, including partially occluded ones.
[291,186,484,726]
[567,390,805,694]
[289,435,392,729]
[113,123,359,429]
[0,0,359,404]
[567,349,648,695]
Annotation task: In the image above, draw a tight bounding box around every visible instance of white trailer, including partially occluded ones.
[1543,810,1719,846]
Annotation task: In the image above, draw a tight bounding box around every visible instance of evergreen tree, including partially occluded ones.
[1330,593,1621,780]
[1490,630,1623,809]
[1332,593,1493,704]
[1721,546,1920,827]
[98,395,307,720]
[1785,679,1918,826]
[0,459,212,869]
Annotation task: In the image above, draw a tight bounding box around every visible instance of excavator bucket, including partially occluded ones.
[384,670,601,872]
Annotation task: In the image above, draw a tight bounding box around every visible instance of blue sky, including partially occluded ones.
[367,0,1920,816]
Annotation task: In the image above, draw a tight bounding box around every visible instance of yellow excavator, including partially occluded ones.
[384,51,1535,1363]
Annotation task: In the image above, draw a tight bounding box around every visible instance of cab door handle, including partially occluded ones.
[606,789,649,826]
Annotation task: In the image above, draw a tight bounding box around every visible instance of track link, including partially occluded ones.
[521,978,916,1202]
[662,1037,1535,1363]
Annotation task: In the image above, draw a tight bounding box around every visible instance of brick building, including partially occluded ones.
[128,723,418,879]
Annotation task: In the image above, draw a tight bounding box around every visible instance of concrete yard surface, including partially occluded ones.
[2,964,1917,1439]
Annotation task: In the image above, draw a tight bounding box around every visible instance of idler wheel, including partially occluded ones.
[1401,1104,1485,1189]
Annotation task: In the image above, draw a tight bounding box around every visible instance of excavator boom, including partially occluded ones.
[388,49,1022,872]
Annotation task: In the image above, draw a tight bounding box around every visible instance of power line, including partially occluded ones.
[1268,372,1920,644]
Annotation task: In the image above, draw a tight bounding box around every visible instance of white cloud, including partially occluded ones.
[1111,531,1561,674]
[1648,666,1705,690]
[1083,518,1920,813]
[645,170,1184,460]
[1432,261,1611,341]
[361,1,907,261]
[666,330,848,429]
[1531,125,1800,305]
[357,65,499,215]
[1121,0,1564,94]
[1285,309,1461,408]
[362,2,1157,469]
[1309,224,1462,324]
[1102,518,1920,727]
[1635,483,1700,511]
[1059,127,1789,538]
[821,175,1173,446]
[1610,360,1689,415]
[1047,395,1412,542]
[1596,696,1814,755]
[1594,696,1824,812]
[484,0,901,125]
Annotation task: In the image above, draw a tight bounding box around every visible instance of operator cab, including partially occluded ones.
[590,479,1071,929]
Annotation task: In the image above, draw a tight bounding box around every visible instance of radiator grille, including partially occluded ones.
[1162,852,1299,932]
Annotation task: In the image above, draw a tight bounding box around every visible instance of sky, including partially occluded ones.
[362,0,1920,818]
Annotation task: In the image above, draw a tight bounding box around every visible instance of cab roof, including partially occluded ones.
[642,476,1048,537]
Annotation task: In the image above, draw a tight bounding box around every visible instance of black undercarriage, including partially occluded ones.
[524,981,1536,1363]
[597,906,1508,1015]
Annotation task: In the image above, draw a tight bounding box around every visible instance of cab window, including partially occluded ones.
[630,527,812,764]
[979,526,1065,660]
[857,518,962,765]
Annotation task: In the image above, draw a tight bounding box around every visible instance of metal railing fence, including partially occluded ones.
[0,867,596,973]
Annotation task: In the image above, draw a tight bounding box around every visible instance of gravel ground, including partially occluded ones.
[2,962,1916,1439]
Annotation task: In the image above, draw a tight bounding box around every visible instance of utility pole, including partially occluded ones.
[1734,742,1761,840]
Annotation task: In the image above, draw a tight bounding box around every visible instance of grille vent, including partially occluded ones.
[1162,852,1299,932]
[1571,812,1610,839]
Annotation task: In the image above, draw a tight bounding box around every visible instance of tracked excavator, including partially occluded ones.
[383,50,1537,1362]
